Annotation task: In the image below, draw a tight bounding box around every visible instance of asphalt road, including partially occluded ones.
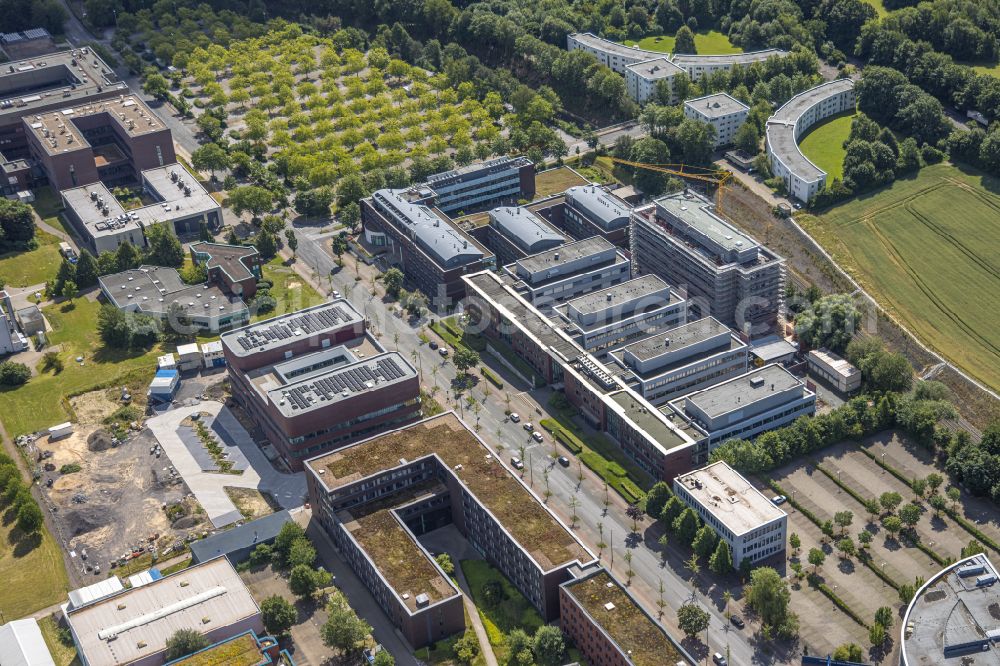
[288,227,776,666]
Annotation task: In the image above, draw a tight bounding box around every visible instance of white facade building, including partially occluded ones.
[674,461,787,568]
[0,290,28,354]
[808,348,862,394]
[766,79,856,203]
[683,93,750,147]
[567,33,787,85]
[625,57,685,104]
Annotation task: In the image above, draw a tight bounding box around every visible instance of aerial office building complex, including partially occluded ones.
[362,188,494,307]
[766,79,856,203]
[674,461,787,568]
[61,165,220,254]
[305,414,595,647]
[552,275,687,352]
[485,205,566,266]
[666,364,816,449]
[504,236,631,310]
[608,317,749,405]
[423,155,535,214]
[222,302,420,470]
[561,185,632,248]
[631,190,786,332]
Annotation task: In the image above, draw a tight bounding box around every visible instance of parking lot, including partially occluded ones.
[764,430,997,662]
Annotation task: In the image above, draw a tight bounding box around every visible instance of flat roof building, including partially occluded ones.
[485,205,566,267]
[683,93,750,147]
[561,185,632,248]
[189,242,261,300]
[164,630,294,666]
[625,57,686,104]
[67,556,262,666]
[305,413,595,647]
[98,265,249,333]
[506,236,631,310]
[223,303,420,470]
[667,364,816,448]
[62,165,219,254]
[766,79,855,203]
[631,190,785,332]
[0,618,56,666]
[559,566,694,666]
[424,155,535,214]
[609,317,748,405]
[901,554,1000,665]
[567,33,787,81]
[808,348,861,394]
[553,275,687,352]
[674,461,787,568]
[362,188,494,309]
[190,511,292,565]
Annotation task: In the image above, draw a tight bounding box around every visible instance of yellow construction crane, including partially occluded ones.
[609,159,733,213]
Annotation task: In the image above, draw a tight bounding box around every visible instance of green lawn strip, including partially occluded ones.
[539,418,648,504]
[460,559,543,663]
[807,574,869,628]
[0,299,161,436]
[0,229,64,288]
[255,257,323,321]
[623,30,741,55]
[480,367,503,389]
[0,516,69,620]
[159,556,194,576]
[429,319,486,355]
[38,615,78,666]
[762,477,903,590]
[798,111,856,183]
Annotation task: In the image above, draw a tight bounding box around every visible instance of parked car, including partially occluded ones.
[730,615,745,629]
[557,456,569,467]
[523,422,533,431]
[509,413,520,423]
[771,495,787,505]
[532,431,544,443]
[713,653,728,666]
[332,290,341,298]
[439,347,449,357]
[510,456,524,470]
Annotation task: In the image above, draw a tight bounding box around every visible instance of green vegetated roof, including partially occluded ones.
[565,571,684,666]
[171,633,264,666]
[318,413,589,570]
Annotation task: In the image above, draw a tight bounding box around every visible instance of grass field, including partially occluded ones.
[798,111,856,184]
[801,162,1000,389]
[0,229,63,289]
[461,559,544,664]
[0,297,162,436]
[255,257,323,322]
[533,166,589,199]
[0,512,69,620]
[38,615,79,666]
[865,0,890,17]
[624,30,741,55]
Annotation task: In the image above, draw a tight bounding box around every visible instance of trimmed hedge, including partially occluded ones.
[809,574,868,628]
[858,447,912,488]
[814,463,876,509]
[857,550,901,590]
[945,508,1000,556]
[480,367,504,389]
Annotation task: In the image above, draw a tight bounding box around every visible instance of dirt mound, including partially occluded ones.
[64,508,112,536]
[171,516,200,530]
[87,429,115,452]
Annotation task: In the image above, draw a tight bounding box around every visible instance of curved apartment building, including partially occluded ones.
[568,32,787,87]
[765,79,855,203]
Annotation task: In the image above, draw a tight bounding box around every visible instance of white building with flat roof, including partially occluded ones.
[667,364,816,449]
[766,79,855,203]
[67,556,261,666]
[625,57,686,103]
[683,93,750,147]
[808,348,861,394]
[674,461,787,568]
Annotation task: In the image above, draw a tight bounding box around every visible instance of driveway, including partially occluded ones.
[146,401,306,527]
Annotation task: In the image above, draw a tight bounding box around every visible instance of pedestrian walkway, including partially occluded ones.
[147,401,306,527]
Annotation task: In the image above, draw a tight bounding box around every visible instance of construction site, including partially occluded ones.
[24,384,211,580]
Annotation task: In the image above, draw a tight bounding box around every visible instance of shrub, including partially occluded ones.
[59,463,82,475]
[480,367,503,389]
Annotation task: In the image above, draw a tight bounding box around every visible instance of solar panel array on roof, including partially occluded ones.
[235,305,352,351]
[283,357,408,411]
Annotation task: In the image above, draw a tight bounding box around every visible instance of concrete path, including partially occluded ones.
[146,401,306,527]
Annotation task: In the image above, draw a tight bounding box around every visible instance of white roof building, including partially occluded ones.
[66,577,125,611]
[0,619,56,666]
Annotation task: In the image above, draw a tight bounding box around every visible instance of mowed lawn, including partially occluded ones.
[0,513,69,620]
[801,162,1000,388]
[0,298,162,436]
[0,229,63,288]
[798,111,856,183]
[254,257,323,322]
[533,166,588,199]
[624,30,741,55]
